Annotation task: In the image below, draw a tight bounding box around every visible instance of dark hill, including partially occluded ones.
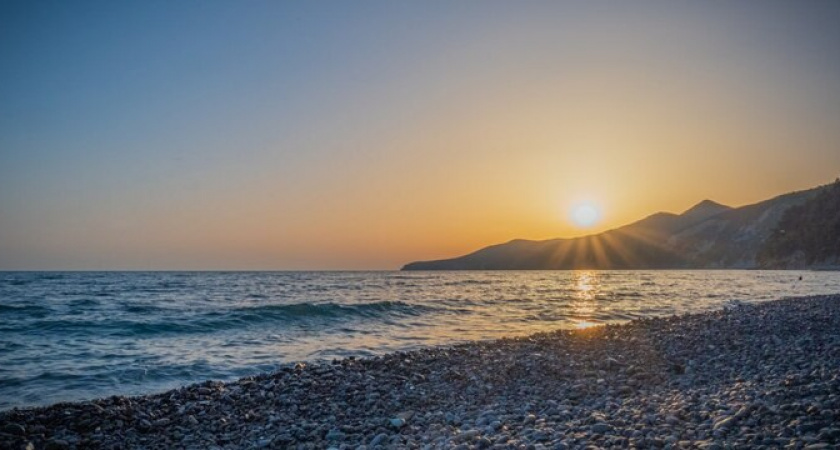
[402,183,831,270]
[758,180,840,269]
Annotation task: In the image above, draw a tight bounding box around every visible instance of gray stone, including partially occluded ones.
[370,433,388,447]
[591,423,612,434]
[326,428,344,441]
[389,417,406,428]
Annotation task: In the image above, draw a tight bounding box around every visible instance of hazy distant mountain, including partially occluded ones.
[757,181,840,269]
[402,181,838,270]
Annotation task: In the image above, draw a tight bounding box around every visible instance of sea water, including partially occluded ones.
[2,270,839,410]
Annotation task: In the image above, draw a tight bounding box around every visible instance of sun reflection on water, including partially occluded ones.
[571,271,601,329]
[573,320,599,330]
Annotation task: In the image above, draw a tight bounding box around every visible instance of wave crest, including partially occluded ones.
[15,301,438,337]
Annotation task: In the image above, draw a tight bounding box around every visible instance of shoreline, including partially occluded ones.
[2,294,839,449]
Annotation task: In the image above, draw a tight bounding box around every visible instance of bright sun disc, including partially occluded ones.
[570,202,601,227]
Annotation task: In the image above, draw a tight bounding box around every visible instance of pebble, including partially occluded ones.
[389,417,406,428]
[2,423,25,436]
[369,433,388,446]
[591,422,612,434]
[44,440,69,450]
[326,428,344,441]
[454,429,480,442]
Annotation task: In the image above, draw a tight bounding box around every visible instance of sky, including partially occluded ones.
[1,1,840,270]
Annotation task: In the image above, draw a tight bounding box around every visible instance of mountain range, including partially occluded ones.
[402,180,840,270]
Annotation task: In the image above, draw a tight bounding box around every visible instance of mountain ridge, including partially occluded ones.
[402,182,836,270]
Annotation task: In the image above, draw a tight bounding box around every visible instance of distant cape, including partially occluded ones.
[402,180,840,270]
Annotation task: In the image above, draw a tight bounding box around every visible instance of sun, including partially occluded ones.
[570,202,601,228]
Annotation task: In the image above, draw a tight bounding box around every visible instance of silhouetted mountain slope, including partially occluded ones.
[664,188,822,268]
[680,199,732,223]
[402,183,832,270]
[758,180,840,269]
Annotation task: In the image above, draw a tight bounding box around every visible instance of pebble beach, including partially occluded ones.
[2,294,839,449]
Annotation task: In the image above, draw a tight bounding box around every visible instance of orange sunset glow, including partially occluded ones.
[1,2,839,270]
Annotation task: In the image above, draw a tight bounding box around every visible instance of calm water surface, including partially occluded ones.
[1,270,839,410]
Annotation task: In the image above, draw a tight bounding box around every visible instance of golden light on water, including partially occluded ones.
[571,271,601,330]
[574,320,599,330]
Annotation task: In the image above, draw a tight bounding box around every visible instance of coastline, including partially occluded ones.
[2,295,839,449]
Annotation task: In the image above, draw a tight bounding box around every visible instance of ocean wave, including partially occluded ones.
[13,301,441,337]
[121,303,169,314]
[230,301,437,320]
[69,299,101,307]
[443,279,495,286]
[0,304,50,316]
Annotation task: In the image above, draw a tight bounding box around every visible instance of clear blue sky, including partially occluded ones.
[2,1,840,269]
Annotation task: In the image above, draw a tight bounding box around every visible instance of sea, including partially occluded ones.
[2,270,839,411]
